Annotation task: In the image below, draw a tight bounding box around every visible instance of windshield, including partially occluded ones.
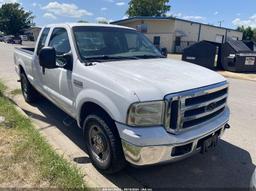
[72,26,163,62]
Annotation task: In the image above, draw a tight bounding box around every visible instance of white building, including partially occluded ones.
[23,26,42,41]
[111,16,243,53]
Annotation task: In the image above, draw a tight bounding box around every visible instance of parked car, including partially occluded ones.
[14,23,230,174]
[20,35,28,41]
[3,35,22,44]
[0,35,4,42]
[13,36,22,45]
[251,169,256,191]
[3,35,14,43]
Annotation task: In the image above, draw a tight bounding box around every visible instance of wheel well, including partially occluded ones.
[19,65,25,75]
[79,102,115,130]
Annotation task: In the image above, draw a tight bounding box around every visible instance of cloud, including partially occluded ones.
[173,12,182,18]
[32,2,42,8]
[116,2,125,6]
[0,0,18,6]
[232,14,256,28]
[101,7,107,11]
[165,12,181,17]
[182,15,206,21]
[168,12,205,21]
[96,17,109,23]
[214,11,219,15]
[122,15,128,19]
[43,12,57,19]
[42,1,93,18]
[104,0,114,2]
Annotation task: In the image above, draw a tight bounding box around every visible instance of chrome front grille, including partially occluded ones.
[165,82,228,133]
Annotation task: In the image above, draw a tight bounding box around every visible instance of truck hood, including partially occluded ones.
[95,58,226,101]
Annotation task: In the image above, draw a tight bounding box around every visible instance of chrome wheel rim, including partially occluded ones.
[89,124,110,163]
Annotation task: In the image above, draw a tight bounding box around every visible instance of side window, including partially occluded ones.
[125,33,138,50]
[37,28,50,55]
[49,28,71,56]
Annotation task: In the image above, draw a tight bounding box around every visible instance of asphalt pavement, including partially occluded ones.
[0,41,255,189]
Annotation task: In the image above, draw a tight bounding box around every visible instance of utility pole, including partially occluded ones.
[218,20,224,27]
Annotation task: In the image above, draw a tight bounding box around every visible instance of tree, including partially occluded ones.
[97,20,108,24]
[0,3,34,35]
[237,26,254,41]
[96,17,108,24]
[126,0,171,17]
[253,28,256,41]
[78,20,88,23]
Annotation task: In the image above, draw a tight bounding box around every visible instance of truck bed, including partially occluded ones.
[14,47,34,76]
[15,47,35,55]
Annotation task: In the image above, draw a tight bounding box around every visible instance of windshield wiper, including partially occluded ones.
[134,55,165,59]
[83,55,139,62]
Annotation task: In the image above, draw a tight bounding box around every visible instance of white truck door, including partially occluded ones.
[43,27,75,115]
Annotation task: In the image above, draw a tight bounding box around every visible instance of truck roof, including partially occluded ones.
[44,23,135,30]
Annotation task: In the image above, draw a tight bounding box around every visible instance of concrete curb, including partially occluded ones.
[2,91,106,188]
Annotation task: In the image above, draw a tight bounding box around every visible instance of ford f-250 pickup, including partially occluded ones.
[14,23,230,174]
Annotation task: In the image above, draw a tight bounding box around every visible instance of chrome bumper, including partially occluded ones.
[122,124,227,166]
[116,107,230,166]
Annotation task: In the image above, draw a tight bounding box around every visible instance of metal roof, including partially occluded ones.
[110,16,241,33]
[227,40,251,52]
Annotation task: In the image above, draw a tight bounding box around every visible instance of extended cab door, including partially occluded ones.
[42,27,75,115]
[32,27,50,92]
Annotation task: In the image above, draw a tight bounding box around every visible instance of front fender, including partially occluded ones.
[75,88,127,127]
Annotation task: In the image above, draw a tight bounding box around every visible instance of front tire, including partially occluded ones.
[20,72,40,103]
[83,114,126,174]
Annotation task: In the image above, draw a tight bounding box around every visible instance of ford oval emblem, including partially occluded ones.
[206,102,217,112]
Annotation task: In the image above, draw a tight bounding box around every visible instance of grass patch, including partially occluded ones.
[10,88,22,96]
[0,81,86,189]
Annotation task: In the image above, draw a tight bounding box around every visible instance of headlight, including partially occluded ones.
[127,101,165,126]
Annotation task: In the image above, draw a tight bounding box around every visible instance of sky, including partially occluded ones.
[0,0,256,29]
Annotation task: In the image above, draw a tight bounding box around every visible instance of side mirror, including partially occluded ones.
[39,47,57,69]
[56,51,73,70]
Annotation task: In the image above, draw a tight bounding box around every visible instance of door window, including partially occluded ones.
[49,28,71,55]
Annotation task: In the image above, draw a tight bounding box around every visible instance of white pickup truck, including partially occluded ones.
[14,23,230,174]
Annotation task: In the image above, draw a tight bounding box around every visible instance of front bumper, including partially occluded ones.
[116,107,230,166]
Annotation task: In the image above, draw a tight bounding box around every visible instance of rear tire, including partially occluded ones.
[83,113,126,174]
[20,72,40,103]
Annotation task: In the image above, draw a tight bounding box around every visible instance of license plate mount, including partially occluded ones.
[201,134,218,154]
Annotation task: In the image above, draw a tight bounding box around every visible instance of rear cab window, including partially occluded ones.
[36,27,50,55]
